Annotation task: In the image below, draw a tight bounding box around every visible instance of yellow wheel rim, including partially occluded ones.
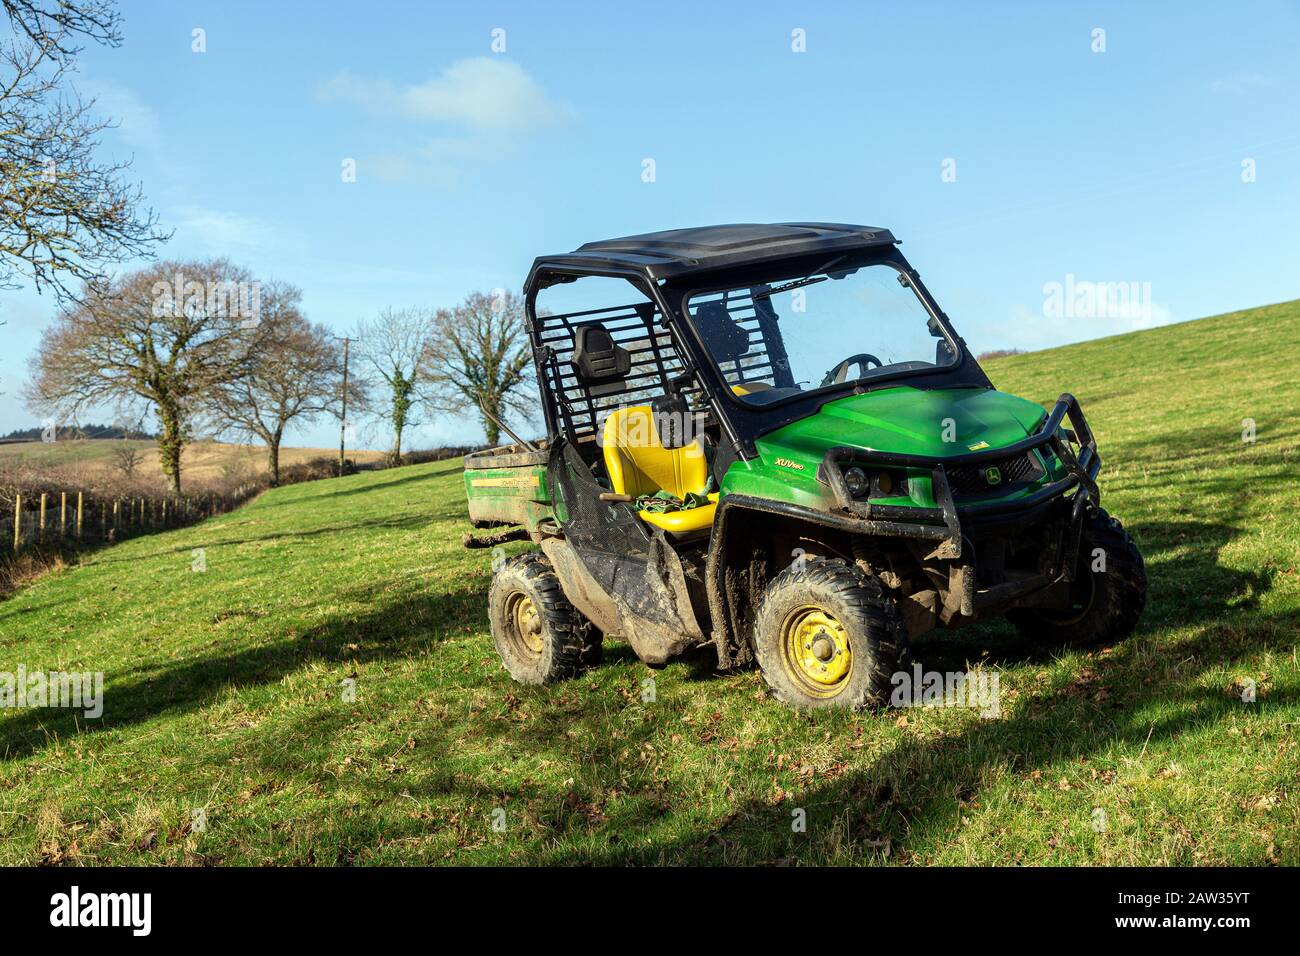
[508,592,544,655]
[779,604,853,698]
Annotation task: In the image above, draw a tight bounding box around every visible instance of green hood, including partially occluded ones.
[756,386,1048,463]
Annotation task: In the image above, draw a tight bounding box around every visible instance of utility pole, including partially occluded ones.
[337,336,352,477]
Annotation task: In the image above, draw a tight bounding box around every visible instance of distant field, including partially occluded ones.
[0,301,1296,865]
[0,439,385,486]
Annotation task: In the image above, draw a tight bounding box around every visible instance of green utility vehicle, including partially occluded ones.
[464,223,1146,709]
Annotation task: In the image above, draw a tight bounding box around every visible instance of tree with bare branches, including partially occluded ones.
[421,290,533,446]
[352,307,432,463]
[0,0,166,300]
[25,259,266,493]
[2,1,122,59]
[110,442,141,477]
[210,282,355,486]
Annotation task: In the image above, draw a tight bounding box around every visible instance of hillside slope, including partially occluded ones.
[1,301,1297,865]
[0,439,384,487]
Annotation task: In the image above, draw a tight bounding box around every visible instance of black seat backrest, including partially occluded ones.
[694,301,752,364]
[572,324,632,383]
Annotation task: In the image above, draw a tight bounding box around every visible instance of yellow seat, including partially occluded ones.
[602,406,717,533]
[731,382,773,396]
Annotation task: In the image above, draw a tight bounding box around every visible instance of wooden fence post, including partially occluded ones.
[112,499,119,534]
[60,492,67,538]
[39,493,47,541]
[12,494,19,553]
[76,492,83,539]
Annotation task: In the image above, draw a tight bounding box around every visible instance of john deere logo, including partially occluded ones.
[984,466,1003,486]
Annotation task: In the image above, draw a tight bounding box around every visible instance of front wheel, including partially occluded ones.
[488,553,600,685]
[1007,508,1146,645]
[752,558,908,710]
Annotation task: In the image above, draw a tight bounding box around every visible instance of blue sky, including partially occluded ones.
[2,0,1298,448]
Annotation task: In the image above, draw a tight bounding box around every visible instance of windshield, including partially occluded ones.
[684,261,959,406]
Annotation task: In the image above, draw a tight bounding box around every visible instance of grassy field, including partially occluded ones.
[1,301,1297,865]
[0,438,384,486]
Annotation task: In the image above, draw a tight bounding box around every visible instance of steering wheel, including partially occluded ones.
[822,353,883,386]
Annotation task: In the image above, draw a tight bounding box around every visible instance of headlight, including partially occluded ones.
[844,466,868,497]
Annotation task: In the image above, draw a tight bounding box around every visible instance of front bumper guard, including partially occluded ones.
[818,392,1101,566]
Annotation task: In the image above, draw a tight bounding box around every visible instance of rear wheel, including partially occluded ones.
[752,558,908,710]
[488,553,601,684]
[1007,508,1146,645]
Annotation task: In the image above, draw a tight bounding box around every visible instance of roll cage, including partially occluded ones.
[524,224,991,459]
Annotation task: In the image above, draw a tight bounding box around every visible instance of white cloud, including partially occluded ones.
[318,58,571,131]
[998,299,1175,351]
[63,80,280,256]
[365,136,507,188]
[74,77,164,155]
[1210,72,1276,94]
[319,58,571,187]
[171,205,274,254]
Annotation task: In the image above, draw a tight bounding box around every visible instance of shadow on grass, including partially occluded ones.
[5,501,1290,864]
[638,608,1294,866]
[235,506,1291,864]
[544,512,1285,864]
[0,578,488,762]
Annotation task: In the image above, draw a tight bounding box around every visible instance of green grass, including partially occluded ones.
[2,301,1298,865]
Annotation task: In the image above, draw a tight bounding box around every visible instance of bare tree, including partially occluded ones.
[2,1,122,59]
[353,307,432,463]
[25,259,266,493]
[211,282,352,486]
[421,290,533,446]
[110,442,140,477]
[0,0,167,300]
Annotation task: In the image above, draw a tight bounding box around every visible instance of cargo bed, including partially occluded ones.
[463,440,555,529]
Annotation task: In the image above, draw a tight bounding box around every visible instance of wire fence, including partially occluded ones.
[0,444,488,582]
[3,485,261,557]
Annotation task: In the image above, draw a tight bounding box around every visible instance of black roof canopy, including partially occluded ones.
[527,222,898,286]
